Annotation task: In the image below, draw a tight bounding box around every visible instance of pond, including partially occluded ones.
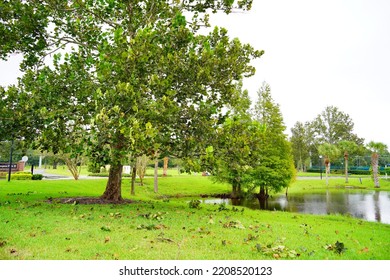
[201,190,390,224]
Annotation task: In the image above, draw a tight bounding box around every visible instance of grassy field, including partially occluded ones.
[1,175,389,260]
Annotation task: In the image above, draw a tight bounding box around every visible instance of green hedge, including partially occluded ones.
[11,173,33,180]
[32,174,43,180]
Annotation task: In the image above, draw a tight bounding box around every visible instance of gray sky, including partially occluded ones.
[210,0,390,148]
[1,0,390,149]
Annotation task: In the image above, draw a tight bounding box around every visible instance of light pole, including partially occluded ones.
[319,155,323,180]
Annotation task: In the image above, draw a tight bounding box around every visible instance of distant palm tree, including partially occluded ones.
[366,141,388,188]
[337,140,358,183]
[318,143,340,186]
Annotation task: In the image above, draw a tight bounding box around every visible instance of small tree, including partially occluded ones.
[337,140,358,183]
[318,143,340,186]
[366,141,388,188]
[252,83,295,201]
[290,121,311,171]
[136,155,149,186]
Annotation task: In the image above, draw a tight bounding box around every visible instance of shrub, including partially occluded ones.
[11,173,32,180]
[32,174,43,180]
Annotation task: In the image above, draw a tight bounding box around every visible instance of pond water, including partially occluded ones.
[201,190,390,224]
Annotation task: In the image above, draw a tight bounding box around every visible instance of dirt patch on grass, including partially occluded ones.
[48,197,137,205]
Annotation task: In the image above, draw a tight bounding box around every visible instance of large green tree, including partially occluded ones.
[310,106,364,146]
[206,115,266,198]
[1,0,261,201]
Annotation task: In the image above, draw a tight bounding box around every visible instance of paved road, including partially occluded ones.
[33,169,102,180]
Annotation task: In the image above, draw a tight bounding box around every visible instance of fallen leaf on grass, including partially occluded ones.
[223,220,245,229]
[100,226,111,232]
[137,224,168,230]
[324,241,347,254]
[104,236,110,243]
[359,247,369,253]
[156,237,175,243]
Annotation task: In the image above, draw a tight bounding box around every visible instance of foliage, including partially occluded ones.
[31,174,43,180]
[318,143,340,162]
[290,122,311,171]
[205,116,266,197]
[1,178,390,260]
[10,173,32,180]
[205,83,294,198]
[250,83,295,197]
[1,0,262,201]
[310,106,364,146]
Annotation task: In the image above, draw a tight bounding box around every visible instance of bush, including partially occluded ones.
[348,170,371,175]
[11,173,32,180]
[87,161,102,173]
[32,174,43,180]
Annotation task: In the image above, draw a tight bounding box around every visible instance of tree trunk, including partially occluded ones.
[372,153,380,188]
[154,158,158,193]
[325,158,330,186]
[344,152,349,183]
[163,157,169,177]
[231,182,240,199]
[257,186,268,209]
[52,159,58,170]
[131,165,136,195]
[101,163,123,201]
[64,158,80,180]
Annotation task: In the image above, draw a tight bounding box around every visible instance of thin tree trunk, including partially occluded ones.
[325,158,330,186]
[131,165,136,195]
[154,158,158,193]
[344,151,349,183]
[372,153,380,188]
[64,158,80,180]
[231,180,241,199]
[163,157,169,177]
[101,163,123,201]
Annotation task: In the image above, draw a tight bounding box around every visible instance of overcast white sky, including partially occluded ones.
[209,0,390,148]
[1,0,389,148]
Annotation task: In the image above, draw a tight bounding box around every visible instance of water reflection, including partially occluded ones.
[202,191,390,224]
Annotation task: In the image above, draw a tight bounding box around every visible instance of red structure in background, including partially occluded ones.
[0,161,25,173]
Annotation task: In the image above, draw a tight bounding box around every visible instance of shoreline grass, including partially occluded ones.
[1,176,389,260]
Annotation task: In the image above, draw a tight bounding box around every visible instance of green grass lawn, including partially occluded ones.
[1,176,389,260]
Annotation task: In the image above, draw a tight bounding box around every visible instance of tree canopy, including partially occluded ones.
[206,83,295,199]
[1,0,262,201]
[310,106,364,146]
